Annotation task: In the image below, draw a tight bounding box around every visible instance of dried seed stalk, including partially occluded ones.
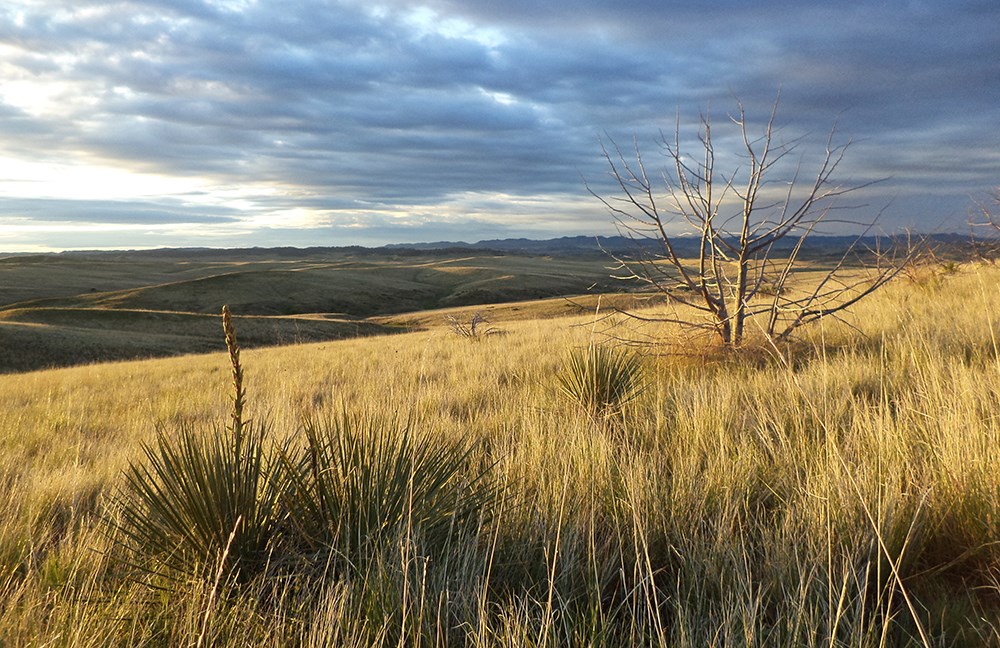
[222,304,245,441]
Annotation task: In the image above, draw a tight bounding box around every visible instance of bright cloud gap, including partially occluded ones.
[0,0,995,251]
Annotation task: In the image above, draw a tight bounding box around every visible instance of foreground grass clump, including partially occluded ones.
[111,306,500,597]
[557,343,645,421]
[110,422,285,584]
[282,414,500,569]
[1,263,1000,645]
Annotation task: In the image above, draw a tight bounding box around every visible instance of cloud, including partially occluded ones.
[0,197,242,224]
[0,0,996,250]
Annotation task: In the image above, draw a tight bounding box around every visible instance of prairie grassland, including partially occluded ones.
[1,263,999,646]
[4,253,617,316]
[0,251,621,373]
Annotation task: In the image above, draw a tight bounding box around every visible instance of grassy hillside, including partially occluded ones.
[0,251,621,372]
[0,308,402,373]
[2,254,618,315]
[0,262,998,645]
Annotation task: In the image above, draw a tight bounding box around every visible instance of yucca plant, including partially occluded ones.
[108,305,287,585]
[281,414,500,569]
[557,343,646,420]
[110,422,287,584]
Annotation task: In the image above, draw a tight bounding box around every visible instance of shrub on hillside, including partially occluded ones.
[445,312,498,340]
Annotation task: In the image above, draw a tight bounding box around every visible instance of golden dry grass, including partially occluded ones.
[0,261,998,645]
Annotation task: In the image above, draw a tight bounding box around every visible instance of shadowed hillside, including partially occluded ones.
[2,253,617,315]
[0,249,621,372]
[0,308,402,374]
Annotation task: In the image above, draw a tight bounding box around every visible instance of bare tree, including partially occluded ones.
[987,189,1000,221]
[974,187,1000,233]
[589,96,911,348]
[969,188,1000,261]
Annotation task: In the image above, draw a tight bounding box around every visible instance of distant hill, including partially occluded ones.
[384,233,978,257]
[385,236,630,256]
[0,252,622,373]
[0,233,983,373]
[5,232,977,262]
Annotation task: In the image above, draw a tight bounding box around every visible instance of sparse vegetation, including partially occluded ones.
[445,311,498,340]
[557,343,645,421]
[0,255,999,645]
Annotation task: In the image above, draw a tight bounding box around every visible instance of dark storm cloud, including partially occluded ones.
[0,197,241,224]
[0,0,996,248]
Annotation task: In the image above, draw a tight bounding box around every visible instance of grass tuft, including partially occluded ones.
[557,343,646,421]
[108,422,287,585]
[281,413,501,570]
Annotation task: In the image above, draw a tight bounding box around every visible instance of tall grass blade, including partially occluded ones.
[280,413,501,570]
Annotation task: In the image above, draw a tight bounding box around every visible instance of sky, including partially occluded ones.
[0,0,997,252]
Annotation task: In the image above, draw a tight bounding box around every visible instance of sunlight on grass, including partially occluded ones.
[0,262,998,645]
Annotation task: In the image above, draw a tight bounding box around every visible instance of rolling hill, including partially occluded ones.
[0,249,622,372]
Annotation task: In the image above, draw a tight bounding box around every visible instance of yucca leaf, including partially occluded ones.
[558,344,646,420]
[279,413,501,570]
[108,422,287,585]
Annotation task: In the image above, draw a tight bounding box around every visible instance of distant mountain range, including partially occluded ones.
[384,233,978,257]
[4,232,982,260]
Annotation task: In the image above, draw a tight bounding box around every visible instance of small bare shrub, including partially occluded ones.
[902,242,961,290]
[445,312,497,341]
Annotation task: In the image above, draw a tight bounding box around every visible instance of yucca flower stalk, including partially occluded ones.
[222,305,246,442]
